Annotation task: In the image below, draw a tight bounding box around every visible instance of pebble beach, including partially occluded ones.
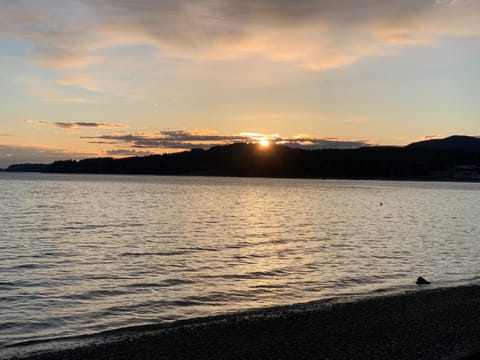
[8,285,480,360]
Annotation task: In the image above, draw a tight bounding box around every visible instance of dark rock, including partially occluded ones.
[416,276,431,285]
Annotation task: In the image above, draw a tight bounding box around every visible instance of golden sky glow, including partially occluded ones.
[1,0,480,167]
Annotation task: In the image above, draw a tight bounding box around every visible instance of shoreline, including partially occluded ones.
[7,285,480,360]
[3,170,480,183]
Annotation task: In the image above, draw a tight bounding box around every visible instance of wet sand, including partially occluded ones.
[9,285,480,360]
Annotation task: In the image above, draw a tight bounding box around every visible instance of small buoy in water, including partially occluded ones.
[416,276,430,285]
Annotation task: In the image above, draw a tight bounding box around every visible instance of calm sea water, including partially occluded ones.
[1,173,480,356]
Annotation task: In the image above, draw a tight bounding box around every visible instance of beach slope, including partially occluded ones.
[10,285,480,360]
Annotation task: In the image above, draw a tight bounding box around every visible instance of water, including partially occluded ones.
[1,173,480,356]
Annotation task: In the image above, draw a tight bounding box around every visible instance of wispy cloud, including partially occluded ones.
[82,130,371,151]
[39,96,95,104]
[57,73,104,93]
[8,76,101,104]
[24,119,129,130]
[420,135,442,140]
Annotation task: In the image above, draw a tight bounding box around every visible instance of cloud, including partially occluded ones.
[277,136,371,150]
[57,73,104,92]
[3,0,480,73]
[24,119,129,130]
[0,0,101,68]
[92,0,434,69]
[82,130,250,149]
[82,130,371,151]
[420,135,442,140]
[0,144,94,168]
[2,0,480,105]
[39,96,95,104]
[7,76,102,104]
[104,149,155,157]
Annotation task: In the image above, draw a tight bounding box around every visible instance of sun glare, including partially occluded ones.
[259,139,270,147]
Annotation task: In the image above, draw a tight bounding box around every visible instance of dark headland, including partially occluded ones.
[9,285,480,360]
[6,135,480,180]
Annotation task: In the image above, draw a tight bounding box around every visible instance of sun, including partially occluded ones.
[259,139,270,147]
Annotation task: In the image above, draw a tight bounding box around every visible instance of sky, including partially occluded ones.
[1,0,480,167]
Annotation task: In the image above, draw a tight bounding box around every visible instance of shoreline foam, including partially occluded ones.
[7,285,480,360]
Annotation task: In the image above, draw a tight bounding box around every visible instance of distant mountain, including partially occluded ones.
[406,135,480,152]
[6,163,48,172]
[5,136,480,181]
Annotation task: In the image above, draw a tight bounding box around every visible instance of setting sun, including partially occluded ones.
[259,139,270,147]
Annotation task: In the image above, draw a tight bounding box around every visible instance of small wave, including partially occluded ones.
[370,287,400,294]
[169,299,204,307]
[269,238,290,245]
[159,278,196,286]
[118,250,189,257]
[336,273,408,287]
[0,281,18,291]
[232,253,265,259]
[61,288,128,301]
[202,269,287,280]
[60,224,110,231]
[95,292,250,317]
[113,223,144,228]
[336,276,377,287]
[42,251,75,258]
[186,293,228,302]
[250,284,285,289]
[178,246,219,252]
[0,279,51,291]
[370,255,403,260]
[99,298,206,315]
[0,321,22,331]
[10,263,51,270]
[125,278,195,289]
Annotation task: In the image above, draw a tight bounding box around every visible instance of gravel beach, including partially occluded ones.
[8,285,480,360]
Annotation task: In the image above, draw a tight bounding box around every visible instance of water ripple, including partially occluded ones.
[1,174,480,355]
